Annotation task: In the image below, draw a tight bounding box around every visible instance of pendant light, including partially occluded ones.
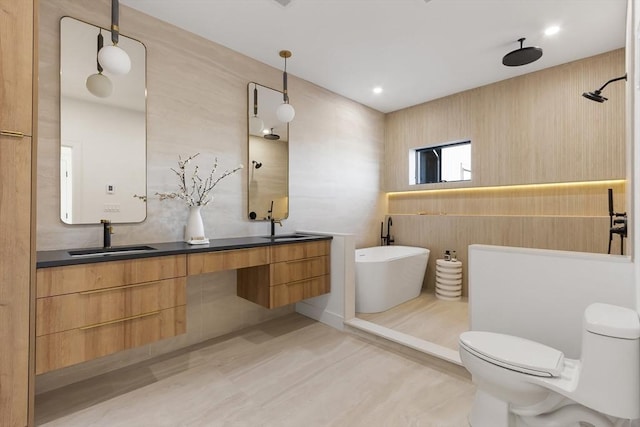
[249,83,265,134]
[86,30,113,98]
[98,0,131,75]
[276,50,295,123]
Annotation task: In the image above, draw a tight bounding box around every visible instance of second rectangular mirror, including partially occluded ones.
[247,83,289,221]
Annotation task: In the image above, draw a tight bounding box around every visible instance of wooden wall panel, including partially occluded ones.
[391,214,619,297]
[385,49,626,191]
[389,180,626,217]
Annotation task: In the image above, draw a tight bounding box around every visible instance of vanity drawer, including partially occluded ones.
[36,277,186,336]
[270,256,329,286]
[270,240,330,263]
[35,305,186,374]
[36,255,187,297]
[187,247,269,275]
[270,275,330,308]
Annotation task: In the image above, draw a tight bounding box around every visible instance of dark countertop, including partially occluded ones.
[37,234,333,268]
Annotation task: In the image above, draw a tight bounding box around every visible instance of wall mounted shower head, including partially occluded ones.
[582,74,627,103]
[582,91,607,103]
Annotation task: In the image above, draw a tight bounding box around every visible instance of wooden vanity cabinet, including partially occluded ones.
[237,240,331,308]
[35,255,187,374]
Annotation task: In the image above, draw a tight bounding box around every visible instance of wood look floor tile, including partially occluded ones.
[37,313,474,427]
[357,291,469,350]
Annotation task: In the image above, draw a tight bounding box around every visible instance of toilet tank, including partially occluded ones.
[584,303,640,339]
[578,303,640,419]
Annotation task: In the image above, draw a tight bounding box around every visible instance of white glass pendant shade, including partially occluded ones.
[249,115,264,135]
[98,45,131,75]
[86,72,113,98]
[276,103,295,123]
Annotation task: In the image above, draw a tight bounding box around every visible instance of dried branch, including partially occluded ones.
[156,153,243,207]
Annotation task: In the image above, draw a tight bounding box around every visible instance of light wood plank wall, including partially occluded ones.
[385,50,627,296]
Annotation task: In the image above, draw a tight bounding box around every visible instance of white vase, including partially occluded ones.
[184,205,207,243]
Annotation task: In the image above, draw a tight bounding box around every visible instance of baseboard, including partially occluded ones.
[295,301,344,331]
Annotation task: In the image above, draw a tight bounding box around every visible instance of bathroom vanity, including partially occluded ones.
[36,235,331,374]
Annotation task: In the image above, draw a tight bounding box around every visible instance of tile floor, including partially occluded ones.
[357,291,469,351]
[36,313,475,427]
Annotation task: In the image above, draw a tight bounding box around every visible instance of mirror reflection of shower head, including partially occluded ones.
[582,74,627,103]
[502,37,543,67]
[264,128,280,140]
[252,160,262,169]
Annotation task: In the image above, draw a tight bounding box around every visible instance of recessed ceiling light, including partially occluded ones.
[544,26,560,36]
[373,87,383,94]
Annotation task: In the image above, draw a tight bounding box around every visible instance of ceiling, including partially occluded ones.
[119,0,627,113]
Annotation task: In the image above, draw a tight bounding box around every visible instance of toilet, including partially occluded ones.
[459,303,640,427]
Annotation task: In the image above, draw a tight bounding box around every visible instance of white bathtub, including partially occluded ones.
[355,245,430,313]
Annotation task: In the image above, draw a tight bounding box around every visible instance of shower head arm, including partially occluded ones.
[595,74,627,93]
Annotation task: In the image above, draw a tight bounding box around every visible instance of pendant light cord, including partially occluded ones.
[111,0,120,45]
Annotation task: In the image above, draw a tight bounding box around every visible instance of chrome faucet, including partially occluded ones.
[268,200,282,237]
[101,219,113,248]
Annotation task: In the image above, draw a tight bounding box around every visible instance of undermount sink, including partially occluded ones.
[68,245,157,257]
[262,234,312,240]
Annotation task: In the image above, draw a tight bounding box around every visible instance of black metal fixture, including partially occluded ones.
[86,30,113,98]
[502,38,543,67]
[607,188,627,255]
[264,128,280,140]
[252,160,263,169]
[380,217,394,246]
[249,83,264,134]
[98,0,131,75]
[582,74,627,103]
[276,50,295,123]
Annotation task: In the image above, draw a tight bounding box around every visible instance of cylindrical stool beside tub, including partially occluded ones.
[435,259,462,300]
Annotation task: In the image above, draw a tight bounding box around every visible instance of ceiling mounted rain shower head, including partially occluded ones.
[264,128,280,140]
[502,38,543,67]
[582,74,627,103]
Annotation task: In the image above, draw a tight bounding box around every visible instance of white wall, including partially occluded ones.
[632,0,640,312]
[469,244,635,359]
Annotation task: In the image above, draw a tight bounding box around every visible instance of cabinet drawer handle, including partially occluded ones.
[0,130,25,138]
[284,257,325,265]
[79,281,158,295]
[79,310,161,330]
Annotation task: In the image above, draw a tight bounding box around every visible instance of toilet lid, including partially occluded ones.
[459,331,564,378]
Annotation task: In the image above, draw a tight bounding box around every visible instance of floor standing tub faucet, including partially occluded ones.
[380,217,394,246]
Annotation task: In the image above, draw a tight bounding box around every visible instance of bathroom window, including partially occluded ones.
[410,140,471,184]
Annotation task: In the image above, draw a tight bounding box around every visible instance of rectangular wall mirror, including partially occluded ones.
[60,16,147,225]
[247,82,289,221]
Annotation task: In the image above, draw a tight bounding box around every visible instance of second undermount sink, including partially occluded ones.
[68,245,157,257]
[262,234,312,240]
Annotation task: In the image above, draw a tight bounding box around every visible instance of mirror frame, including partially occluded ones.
[247,82,290,221]
[59,16,147,225]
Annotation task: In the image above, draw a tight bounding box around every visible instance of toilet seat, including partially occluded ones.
[459,331,565,378]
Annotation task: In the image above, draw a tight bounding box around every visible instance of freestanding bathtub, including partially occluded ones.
[355,245,430,313]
